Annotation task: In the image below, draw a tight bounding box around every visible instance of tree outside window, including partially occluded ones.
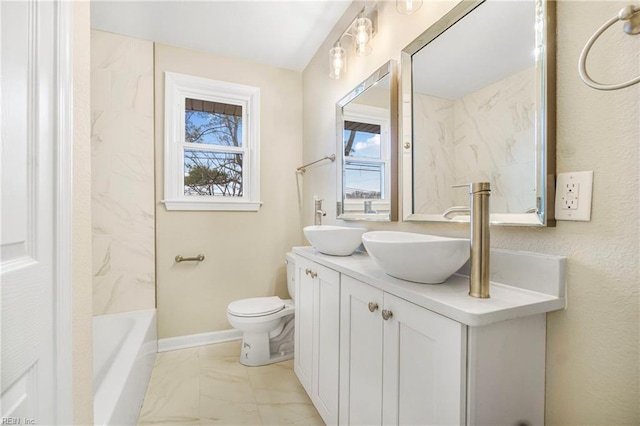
[183,100,244,197]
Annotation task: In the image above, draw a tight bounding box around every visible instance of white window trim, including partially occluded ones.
[162,72,262,211]
[343,104,391,210]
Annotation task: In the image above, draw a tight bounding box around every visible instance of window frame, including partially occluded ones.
[163,72,261,211]
[342,104,391,210]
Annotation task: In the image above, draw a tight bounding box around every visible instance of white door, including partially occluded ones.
[1,1,68,423]
[382,294,466,426]
[339,275,384,426]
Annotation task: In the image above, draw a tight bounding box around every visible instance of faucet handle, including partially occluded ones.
[452,182,491,194]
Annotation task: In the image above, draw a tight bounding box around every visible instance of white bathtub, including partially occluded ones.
[93,309,157,426]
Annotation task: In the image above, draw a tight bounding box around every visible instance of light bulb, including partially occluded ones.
[329,44,346,79]
[352,16,372,57]
[396,0,423,15]
[357,29,369,45]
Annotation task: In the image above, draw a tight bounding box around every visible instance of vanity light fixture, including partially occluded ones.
[396,0,423,15]
[329,42,347,80]
[352,15,373,56]
[328,8,378,79]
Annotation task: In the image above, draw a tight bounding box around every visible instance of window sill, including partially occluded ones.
[162,199,263,212]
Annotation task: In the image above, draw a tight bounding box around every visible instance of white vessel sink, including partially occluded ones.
[303,225,367,256]
[362,231,470,284]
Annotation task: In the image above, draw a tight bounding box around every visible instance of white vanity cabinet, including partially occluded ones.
[294,247,565,426]
[293,256,340,425]
[340,275,465,425]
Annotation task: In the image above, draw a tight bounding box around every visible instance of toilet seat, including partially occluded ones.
[227,296,285,317]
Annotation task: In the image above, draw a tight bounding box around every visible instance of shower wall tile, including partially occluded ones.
[91,30,155,315]
[452,67,537,213]
[412,93,457,214]
[413,67,537,214]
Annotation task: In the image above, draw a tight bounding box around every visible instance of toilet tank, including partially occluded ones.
[285,252,295,300]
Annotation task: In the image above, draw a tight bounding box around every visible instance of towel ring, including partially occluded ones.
[578,4,640,91]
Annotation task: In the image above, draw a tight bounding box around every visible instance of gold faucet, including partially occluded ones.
[452,182,491,299]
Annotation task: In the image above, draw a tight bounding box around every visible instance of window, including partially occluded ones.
[342,104,390,211]
[163,72,261,211]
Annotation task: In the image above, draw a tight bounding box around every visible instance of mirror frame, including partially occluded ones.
[336,60,399,222]
[401,0,556,226]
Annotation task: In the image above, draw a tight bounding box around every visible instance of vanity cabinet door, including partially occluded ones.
[294,257,314,394]
[311,262,340,425]
[294,256,341,425]
[339,276,384,426]
[382,293,467,426]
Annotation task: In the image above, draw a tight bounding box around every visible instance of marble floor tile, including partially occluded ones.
[199,400,262,425]
[291,414,326,426]
[138,347,200,425]
[199,340,243,359]
[138,341,323,426]
[249,368,310,405]
[257,402,322,425]
[200,371,255,404]
[138,417,200,426]
[200,354,249,383]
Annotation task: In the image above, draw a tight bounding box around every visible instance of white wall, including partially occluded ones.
[154,44,304,339]
[302,1,639,423]
[91,30,156,316]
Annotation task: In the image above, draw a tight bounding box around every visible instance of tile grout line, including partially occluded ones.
[245,363,265,425]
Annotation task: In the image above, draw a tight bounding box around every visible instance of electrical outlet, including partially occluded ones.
[555,171,593,221]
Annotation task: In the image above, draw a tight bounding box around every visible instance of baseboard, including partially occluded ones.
[158,329,242,352]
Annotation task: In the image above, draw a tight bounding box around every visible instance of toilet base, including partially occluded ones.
[238,315,294,367]
[239,346,293,367]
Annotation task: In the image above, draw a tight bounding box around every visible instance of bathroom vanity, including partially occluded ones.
[293,247,565,426]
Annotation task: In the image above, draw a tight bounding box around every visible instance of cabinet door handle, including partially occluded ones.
[305,269,317,279]
[368,302,379,312]
[381,309,393,321]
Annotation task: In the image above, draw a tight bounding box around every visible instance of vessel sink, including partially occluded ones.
[303,225,367,256]
[361,231,470,284]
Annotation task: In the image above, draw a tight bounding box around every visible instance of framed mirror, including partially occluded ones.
[401,0,556,226]
[337,60,399,221]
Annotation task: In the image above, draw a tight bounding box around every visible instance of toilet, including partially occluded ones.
[226,252,296,366]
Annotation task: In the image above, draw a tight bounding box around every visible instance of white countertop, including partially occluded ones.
[293,246,566,327]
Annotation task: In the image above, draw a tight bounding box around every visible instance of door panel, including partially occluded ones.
[339,275,384,426]
[382,294,466,426]
[294,257,314,393]
[311,264,340,424]
[1,0,57,422]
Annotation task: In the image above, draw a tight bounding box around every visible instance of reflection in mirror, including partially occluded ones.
[402,0,556,226]
[337,60,398,221]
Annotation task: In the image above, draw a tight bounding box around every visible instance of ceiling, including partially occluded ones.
[91,0,353,72]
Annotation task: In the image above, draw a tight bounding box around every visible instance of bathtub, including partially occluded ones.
[93,309,157,426]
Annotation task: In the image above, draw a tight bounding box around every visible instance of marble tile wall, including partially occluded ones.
[412,94,457,213]
[91,30,156,315]
[414,67,537,214]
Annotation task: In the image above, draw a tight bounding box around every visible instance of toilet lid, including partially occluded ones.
[228,296,285,317]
